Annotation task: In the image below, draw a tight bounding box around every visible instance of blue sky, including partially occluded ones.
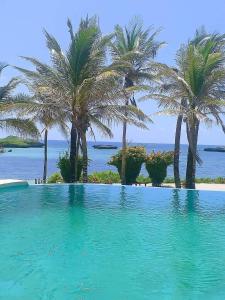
[1,0,225,144]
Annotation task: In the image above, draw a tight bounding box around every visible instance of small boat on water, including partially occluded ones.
[93,144,118,150]
[204,147,225,152]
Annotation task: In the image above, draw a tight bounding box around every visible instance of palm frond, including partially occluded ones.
[0,118,39,138]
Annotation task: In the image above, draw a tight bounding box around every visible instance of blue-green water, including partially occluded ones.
[1,140,225,179]
[1,184,225,299]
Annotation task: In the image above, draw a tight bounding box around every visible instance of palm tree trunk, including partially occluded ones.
[121,114,127,185]
[69,122,77,183]
[121,76,133,185]
[185,145,195,189]
[74,132,80,181]
[185,120,199,189]
[80,131,88,183]
[43,128,48,183]
[174,114,183,188]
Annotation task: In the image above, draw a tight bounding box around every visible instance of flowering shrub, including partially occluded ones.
[108,147,146,185]
[145,151,173,186]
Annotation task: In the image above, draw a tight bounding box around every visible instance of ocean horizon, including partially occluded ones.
[0,140,225,180]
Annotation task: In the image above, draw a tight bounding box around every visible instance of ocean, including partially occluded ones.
[0,140,224,180]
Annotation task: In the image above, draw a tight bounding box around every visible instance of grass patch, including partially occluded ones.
[47,171,225,185]
[88,171,121,184]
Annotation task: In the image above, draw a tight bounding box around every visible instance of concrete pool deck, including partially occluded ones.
[0,179,28,188]
[142,183,225,192]
[1,180,225,192]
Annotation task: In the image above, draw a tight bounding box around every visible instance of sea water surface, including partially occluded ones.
[1,184,225,299]
[0,140,225,179]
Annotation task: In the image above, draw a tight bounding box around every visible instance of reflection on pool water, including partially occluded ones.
[1,184,225,299]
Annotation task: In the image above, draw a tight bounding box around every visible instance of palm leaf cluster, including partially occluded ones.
[111,18,164,85]
[0,63,38,138]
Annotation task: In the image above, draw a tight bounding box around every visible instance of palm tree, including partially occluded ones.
[173,29,209,188]
[17,16,148,183]
[110,18,164,184]
[147,32,225,189]
[33,107,68,183]
[15,89,68,182]
[154,29,211,188]
[0,63,39,137]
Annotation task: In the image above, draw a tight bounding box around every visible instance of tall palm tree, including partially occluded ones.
[155,29,211,188]
[147,32,225,189]
[15,89,69,182]
[17,16,147,183]
[0,63,38,137]
[173,28,209,188]
[110,18,164,184]
[33,107,68,183]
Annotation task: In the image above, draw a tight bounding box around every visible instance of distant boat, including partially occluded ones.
[93,144,118,150]
[204,147,225,152]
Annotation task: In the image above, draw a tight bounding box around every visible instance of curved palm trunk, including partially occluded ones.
[80,131,88,183]
[174,114,183,188]
[69,122,77,183]
[185,119,199,189]
[43,129,48,183]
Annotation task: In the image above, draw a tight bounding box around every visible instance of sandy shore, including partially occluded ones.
[140,183,225,192]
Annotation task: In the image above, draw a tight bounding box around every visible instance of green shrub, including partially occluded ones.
[57,152,83,183]
[136,175,151,184]
[136,176,175,185]
[145,151,173,187]
[164,177,175,183]
[47,173,63,183]
[88,171,120,184]
[108,147,146,185]
[195,177,225,184]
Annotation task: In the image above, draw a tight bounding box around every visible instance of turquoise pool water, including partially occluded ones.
[1,184,225,299]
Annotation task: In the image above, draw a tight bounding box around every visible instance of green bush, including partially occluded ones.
[47,173,63,183]
[136,175,151,184]
[194,177,225,184]
[88,171,120,184]
[136,176,175,185]
[145,151,173,187]
[164,177,175,183]
[108,147,146,185]
[57,152,83,183]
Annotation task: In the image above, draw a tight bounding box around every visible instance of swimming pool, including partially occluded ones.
[1,184,225,299]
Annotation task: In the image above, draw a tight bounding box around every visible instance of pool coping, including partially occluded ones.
[0,179,28,188]
[28,182,225,193]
